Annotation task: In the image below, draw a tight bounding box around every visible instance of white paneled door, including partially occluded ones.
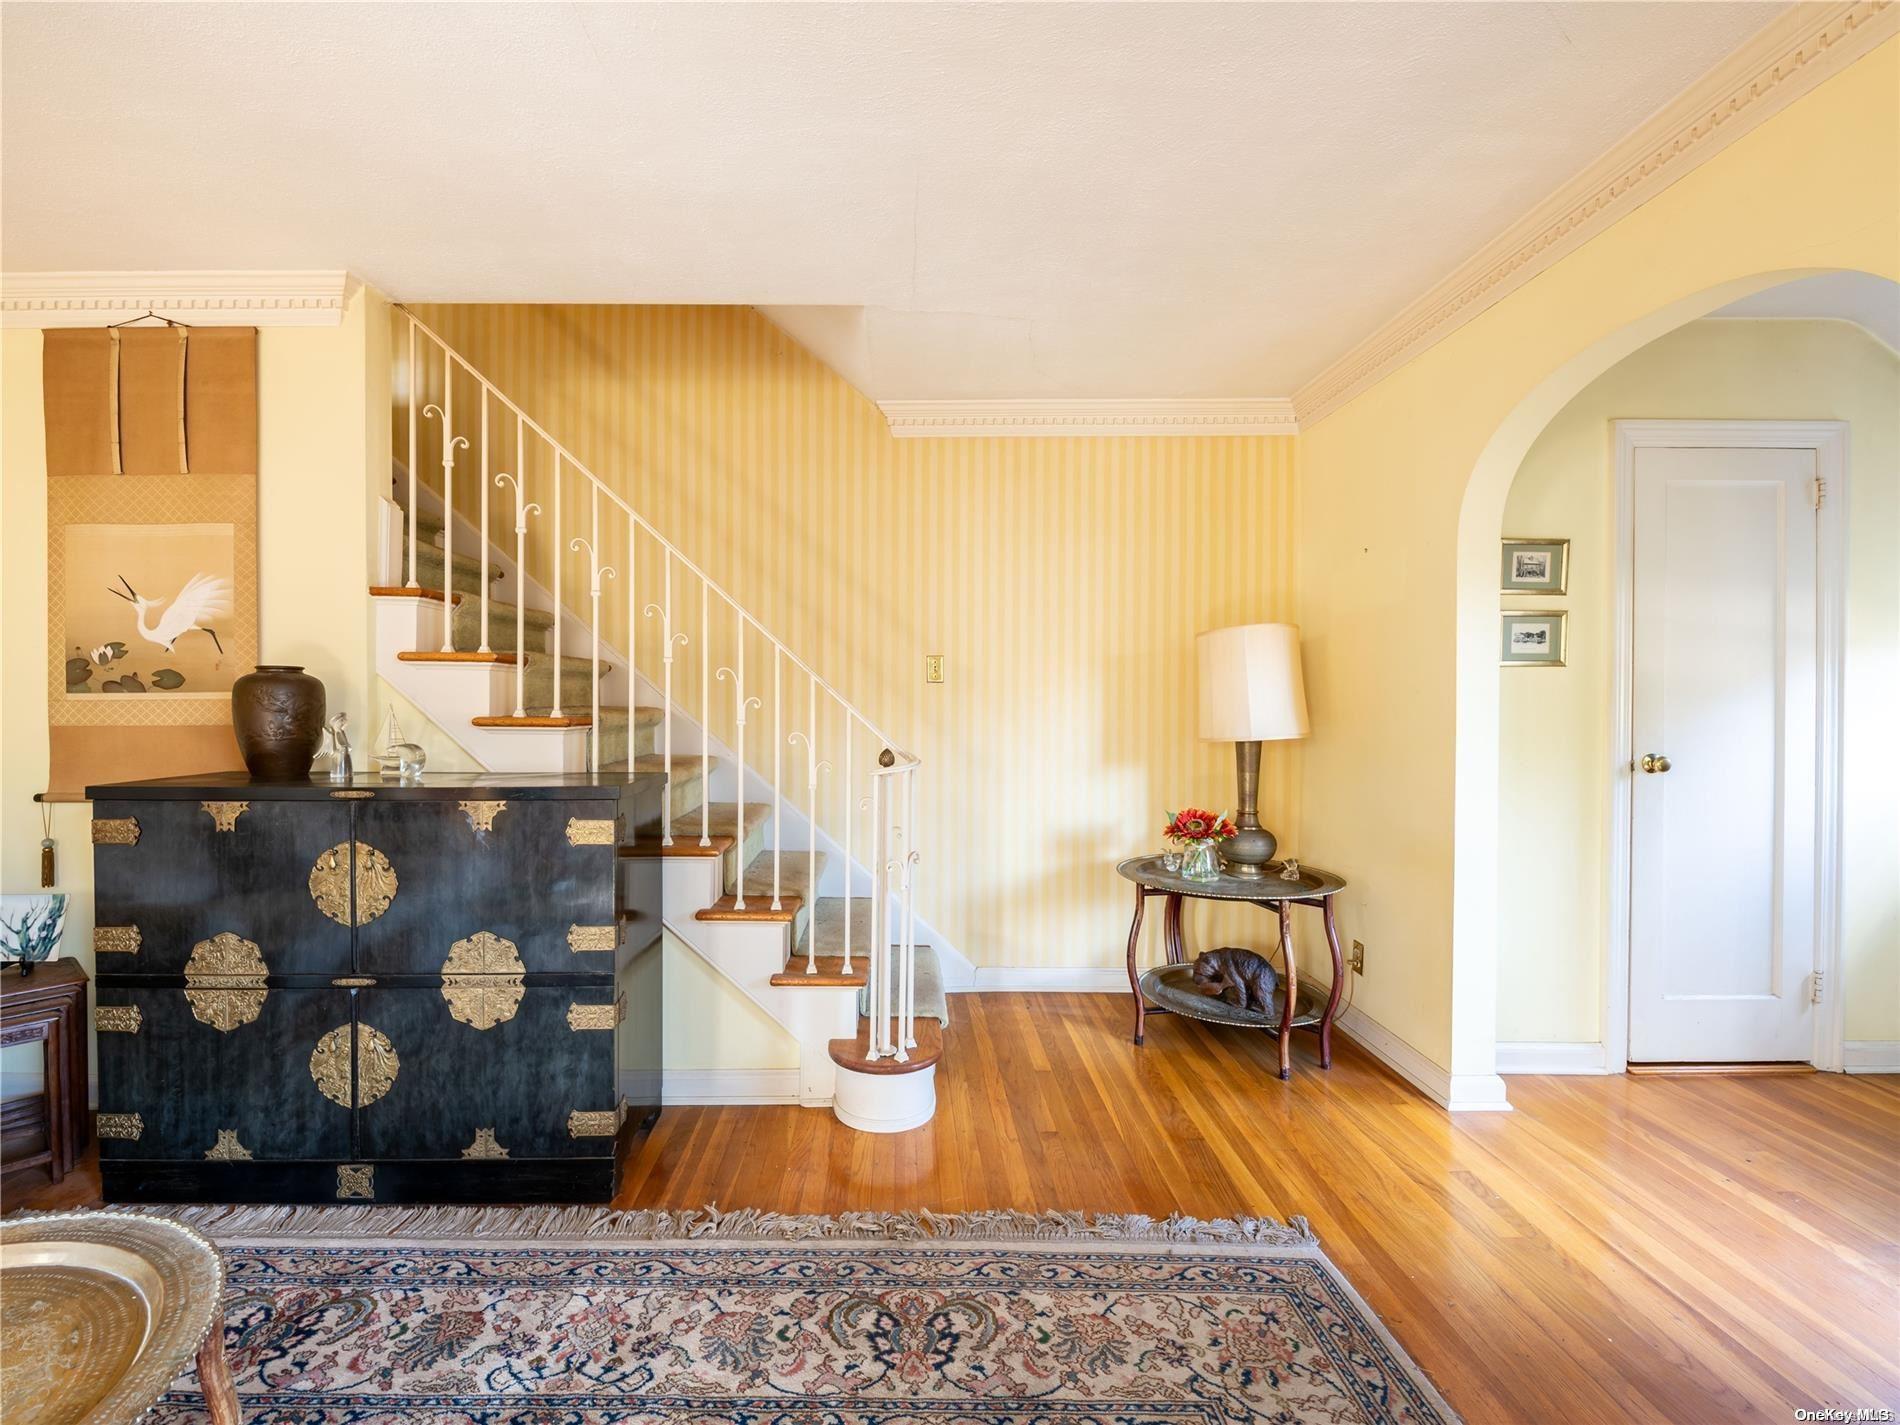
[1628,442,1819,1063]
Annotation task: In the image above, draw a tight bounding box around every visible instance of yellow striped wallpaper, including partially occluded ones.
[402,304,1299,972]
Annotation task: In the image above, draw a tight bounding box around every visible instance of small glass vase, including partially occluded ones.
[1180,839,1222,881]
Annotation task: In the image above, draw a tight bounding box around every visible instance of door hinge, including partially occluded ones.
[1810,476,1826,509]
[1810,970,1824,1005]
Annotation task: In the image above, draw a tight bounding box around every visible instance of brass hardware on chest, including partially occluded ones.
[440,931,526,1029]
[97,1113,143,1140]
[310,1023,401,1108]
[336,1163,374,1198]
[567,1108,620,1138]
[329,790,376,800]
[91,817,140,845]
[565,817,616,847]
[567,923,617,953]
[182,932,269,1032]
[567,1000,620,1031]
[95,1005,142,1034]
[201,800,250,831]
[94,926,142,956]
[331,976,376,988]
[462,1127,509,1159]
[459,799,507,833]
[308,840,399,926]
[205,1130,253,1162]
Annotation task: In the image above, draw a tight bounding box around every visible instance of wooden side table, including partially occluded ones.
[0,959,89,1184]
[1117,856,1348,1079]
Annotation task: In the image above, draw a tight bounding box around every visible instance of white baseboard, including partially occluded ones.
[1497,1041,1609,1075]
[965,967,1128,993]
[1333,1006,1513,1112]
[1844,1041,1900,1075]
[661,1068,803,1105]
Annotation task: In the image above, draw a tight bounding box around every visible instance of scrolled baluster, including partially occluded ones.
[478,390,492,653]
[643,552,686,845]
[772,648,783,911]
[569,535,614,772]
[493,469,540,719]
[405,320,418,588]
[787,725,831,975]
[700,582,711,846]
[715,659,761,909]
[422,399,468,651]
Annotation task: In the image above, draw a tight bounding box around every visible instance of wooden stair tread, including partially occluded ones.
[828,1017,942,1075]
[400,650,614,670]
[622,799,763,857]
[698,897,801,922]
[621,833,735,859]
[770,955,866,988]
[477,707,652,729]
[694,847,827,922]
[370,585,449,600]
[471,713,599,728]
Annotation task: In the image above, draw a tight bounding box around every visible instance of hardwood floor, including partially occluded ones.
[5,993,1895,1423]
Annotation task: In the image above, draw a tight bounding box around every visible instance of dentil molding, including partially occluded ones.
[1292,0,1898,427]
[1,270,356,327]
[879,398,1298,438]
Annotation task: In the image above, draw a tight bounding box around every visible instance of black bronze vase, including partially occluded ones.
[232,665,327,780]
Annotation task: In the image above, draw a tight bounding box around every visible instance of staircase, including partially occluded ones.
[372,310,943,1132]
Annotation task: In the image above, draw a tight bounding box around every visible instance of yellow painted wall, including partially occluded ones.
[402,303,1301,978]
[1499,318,1900,1046]
[1,288,387,1094]
[1297,40,1900,1075]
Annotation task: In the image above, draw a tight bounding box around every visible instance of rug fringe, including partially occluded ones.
[75,1202,1318,1248]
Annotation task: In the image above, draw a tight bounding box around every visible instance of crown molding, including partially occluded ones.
[879,397,1298,438]
[0,270,357,327]
[1293,0,1899,428]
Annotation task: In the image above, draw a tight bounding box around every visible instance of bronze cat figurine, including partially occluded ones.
[1190,946,1280,1015]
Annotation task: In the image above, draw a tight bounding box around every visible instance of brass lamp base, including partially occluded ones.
[1220,740,1278,879]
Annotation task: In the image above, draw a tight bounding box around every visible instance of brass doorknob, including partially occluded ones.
[1641,753,1672,774]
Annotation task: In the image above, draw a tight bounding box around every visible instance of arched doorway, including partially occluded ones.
[1450,268,1896,1091]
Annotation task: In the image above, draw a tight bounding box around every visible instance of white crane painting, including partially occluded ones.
[107,572,230,656]
[61,521,242,696]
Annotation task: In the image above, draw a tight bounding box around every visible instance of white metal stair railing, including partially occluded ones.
[395,306,923,1066]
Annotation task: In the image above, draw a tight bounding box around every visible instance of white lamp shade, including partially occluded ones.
[1197,623,1309,742]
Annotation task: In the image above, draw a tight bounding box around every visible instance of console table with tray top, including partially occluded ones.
[1117,856,1348,1078]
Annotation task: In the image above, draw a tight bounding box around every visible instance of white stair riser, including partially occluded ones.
[833,1064,936,1133]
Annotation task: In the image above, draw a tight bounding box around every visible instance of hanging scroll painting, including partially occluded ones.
[43,326,260,797]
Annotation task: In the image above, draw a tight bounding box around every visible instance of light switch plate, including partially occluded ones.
[924,654,945,684]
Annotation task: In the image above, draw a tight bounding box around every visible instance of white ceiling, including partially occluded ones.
[1,1,1786,399]
[1707,272,1900,353]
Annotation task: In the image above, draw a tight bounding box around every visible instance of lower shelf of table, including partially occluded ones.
[1138,964,1327,1030]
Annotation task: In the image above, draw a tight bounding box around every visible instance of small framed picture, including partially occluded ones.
[1501,611,1566,667]
[1501,538,1569,594]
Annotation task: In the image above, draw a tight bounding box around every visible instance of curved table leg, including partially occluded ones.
[197,1326,240,1425]
[1319,898,1345,1069]
[1125,883,1149,1045]
[1276,901,1296,1080]
[1164,893,1186,966]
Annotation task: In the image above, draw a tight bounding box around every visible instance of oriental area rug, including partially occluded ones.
[125,1205,1458,1425]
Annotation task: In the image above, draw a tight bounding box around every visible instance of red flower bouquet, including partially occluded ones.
[1162,808,1238,845]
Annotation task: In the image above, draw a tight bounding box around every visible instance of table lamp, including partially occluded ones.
[1197,623,1309,878]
